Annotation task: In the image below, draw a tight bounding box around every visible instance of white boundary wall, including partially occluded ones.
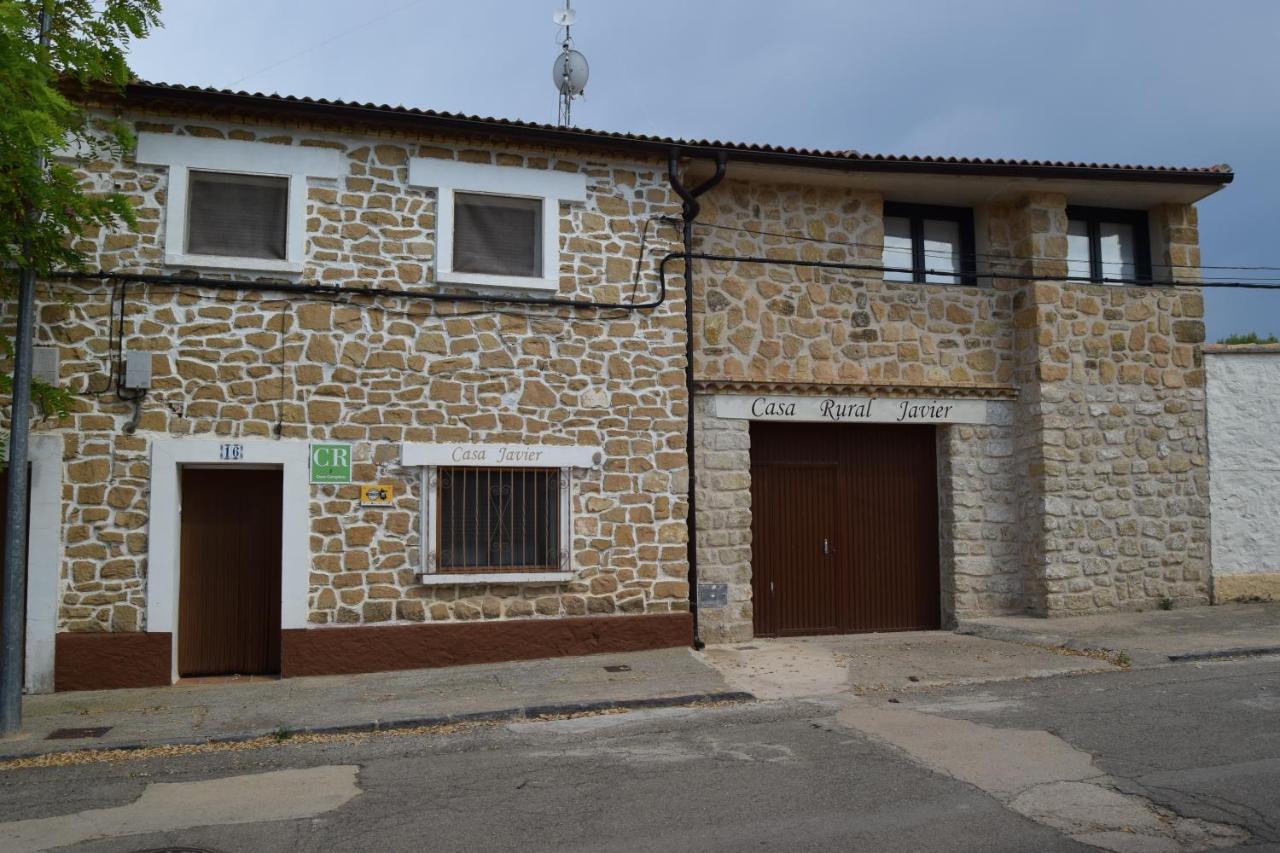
[1206,348,1280,579]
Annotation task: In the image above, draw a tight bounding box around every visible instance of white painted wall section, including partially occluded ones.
[1207,351,1280,576]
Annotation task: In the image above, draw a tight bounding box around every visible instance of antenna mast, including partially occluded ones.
[552,1,588,126]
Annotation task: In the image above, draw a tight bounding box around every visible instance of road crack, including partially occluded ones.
[833,699,1251,852]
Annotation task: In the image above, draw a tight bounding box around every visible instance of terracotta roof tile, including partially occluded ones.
[109,81,1233,183]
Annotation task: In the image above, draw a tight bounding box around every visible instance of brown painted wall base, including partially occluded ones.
[55,632,172,692]
[281,612,693,678]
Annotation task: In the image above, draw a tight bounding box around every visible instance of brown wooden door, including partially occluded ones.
[179,467,282,676]
[750,422,940,637]
[750,461,840,636]
[842,426,941,632]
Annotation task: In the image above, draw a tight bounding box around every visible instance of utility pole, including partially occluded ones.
[2,1,51,737]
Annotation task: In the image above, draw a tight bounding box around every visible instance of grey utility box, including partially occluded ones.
[123,351,152,390]
[31,346,59,385]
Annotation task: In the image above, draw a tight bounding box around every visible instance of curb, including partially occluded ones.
[1166,645,1280,663]
[957,622,1280,667]
[954,621,1096,653]
[0,690,756,763]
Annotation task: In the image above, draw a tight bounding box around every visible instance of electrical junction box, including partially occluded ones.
[31,346,59,385]
[123,351,152,390]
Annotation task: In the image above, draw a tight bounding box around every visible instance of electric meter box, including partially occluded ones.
[123,351,152,390]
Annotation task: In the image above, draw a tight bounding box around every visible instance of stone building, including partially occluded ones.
[1,82,1232,691]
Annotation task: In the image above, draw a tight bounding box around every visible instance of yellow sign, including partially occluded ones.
[359,484,394,507]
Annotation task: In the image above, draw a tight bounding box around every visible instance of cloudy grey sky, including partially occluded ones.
[127,0,1280,340]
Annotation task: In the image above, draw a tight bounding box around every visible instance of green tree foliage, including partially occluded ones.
[1217,332,1279,345]
[0,0,160,425]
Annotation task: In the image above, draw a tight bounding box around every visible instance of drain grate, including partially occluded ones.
[603,664,632,673]
[45,726,111,740]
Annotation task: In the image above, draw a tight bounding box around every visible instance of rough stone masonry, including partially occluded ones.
[35,113,691,635]
[691,186,1210,642]
[0,84,1226,686]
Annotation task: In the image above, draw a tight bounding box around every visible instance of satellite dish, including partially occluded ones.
[552,7,576,26]
[552,49,589,97]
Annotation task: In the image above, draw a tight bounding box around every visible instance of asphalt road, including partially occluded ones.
[2,656,1278,852]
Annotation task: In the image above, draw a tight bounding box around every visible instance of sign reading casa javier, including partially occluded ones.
[401,442,603,469]
[714,394,989,425]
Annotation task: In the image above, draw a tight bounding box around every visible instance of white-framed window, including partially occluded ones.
[408,158,588,291]
[401,442,602,584]
[135,133,341,274]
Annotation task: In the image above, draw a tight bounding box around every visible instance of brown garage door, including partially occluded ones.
[750,421,940,636]
[178,467,283,677]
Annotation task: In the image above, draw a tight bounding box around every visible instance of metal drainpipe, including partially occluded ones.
[1,1,51,736]
[667,149,727,651]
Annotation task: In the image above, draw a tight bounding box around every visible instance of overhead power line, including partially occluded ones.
[229,0,428,87]
[692,221,1280,278]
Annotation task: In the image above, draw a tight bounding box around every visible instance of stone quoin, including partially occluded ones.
[0,81,1232,690]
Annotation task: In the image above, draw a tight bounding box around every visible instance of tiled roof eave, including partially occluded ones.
[81,80,1234,186]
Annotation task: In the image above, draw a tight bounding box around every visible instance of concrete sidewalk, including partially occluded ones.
[958,601,1280,667]
[1,647,744,759]
[701,631,1120,700]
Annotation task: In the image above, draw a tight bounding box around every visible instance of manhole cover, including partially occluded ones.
[603,664,631,673]
[45,727,111,740]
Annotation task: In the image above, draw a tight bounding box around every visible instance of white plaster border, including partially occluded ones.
[24,433,63,694]
[147,439,310,683]
[135,133,342,275]
[408,158,588,292]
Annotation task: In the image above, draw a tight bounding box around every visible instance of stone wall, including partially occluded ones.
[11,110,694,633]
[692,396,753,642]
[3,107,1218,644]
[1206,346,1280,601]
[1008,198,1212,614]
[936,403,1022,622]
[693,182,1016,388]
[689,184,1211,631]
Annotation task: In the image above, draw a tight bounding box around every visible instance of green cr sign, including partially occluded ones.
[310,443,352,483]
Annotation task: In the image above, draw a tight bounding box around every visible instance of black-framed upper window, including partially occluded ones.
[882,202,976,285]
[1066,206,1151,285]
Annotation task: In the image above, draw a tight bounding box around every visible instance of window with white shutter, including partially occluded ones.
[186,171,289,260]
[452,193,542,278]
[134,133,342,274]
[408,158,588,291]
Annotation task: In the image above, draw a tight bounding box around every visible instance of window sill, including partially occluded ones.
[416,571,574,585]
[438,272,559,292]
[165,253,305,275]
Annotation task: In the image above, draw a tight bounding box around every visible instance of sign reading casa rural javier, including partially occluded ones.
[714,394,989,425]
